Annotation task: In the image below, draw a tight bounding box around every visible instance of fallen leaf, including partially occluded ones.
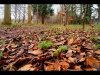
[18,64,35,71]
[84,68,97,71]
[59,61,69,71]
[68,57,76,63]
[66,52,73,57]
[28,49,43,55]
[44,62,60,71]
[74,65,82,71]
[86,57,100,68]
[95,50,100,55]
[68,38,74,45]
[79,58,85,62]
[55,40,66,46]
[76,46,81,52]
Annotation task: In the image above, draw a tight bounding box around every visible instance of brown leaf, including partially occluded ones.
[11,43,18,48]
[95,50,100,55]
[74,65,82,71]
[44,62,61,71]
[60,36,65,40]
[28,49,43,55]
[29,44,35,49]
[68,57,77,63]
[66,52,73,57]
[68,38,74,45]
[86,57,100,68]
[84,68,97,71]
[55,40,66,46]
[79,58,85,62]
[76,46,81,52]
[59,61,69,71]
[18,64,35,71]
[16,49,24,57]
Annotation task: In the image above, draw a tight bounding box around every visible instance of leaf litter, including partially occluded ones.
[0,27,100,71]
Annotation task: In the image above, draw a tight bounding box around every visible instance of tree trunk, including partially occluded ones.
[97,4,100,23]
[27,4,32,24]
[41,15,45,24]
[22,5,26,23]
[2,4,11,25]
[36,4,39,24]
[14,4,17,23]
[82,4,87,30]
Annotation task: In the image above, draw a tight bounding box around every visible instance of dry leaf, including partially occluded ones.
[95,50,100,55]
[55,40,66,46]
[76,46,81,52]
[59,61,69,70]
[68,38,74,45]
[28,49,42,55]
[84,68,97,71]
[18,64,35,71]
[79,58,85,62]
[74,65,82,71]
[44,62,60,71]
[68,57,76,63]
[86,57,100,68]
[66,52,73,57]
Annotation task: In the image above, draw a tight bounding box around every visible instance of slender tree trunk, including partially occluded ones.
[22,5,26,23]
[27,4,32,24]
[2,4,11,25]
[36,4,39,24]
[41,15,45,24]
[64,4,67,26]
[82,4,87,30]
[15,4,17,23]
[18,6,21,23]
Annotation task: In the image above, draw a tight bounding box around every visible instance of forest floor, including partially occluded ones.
[0,24,100,71]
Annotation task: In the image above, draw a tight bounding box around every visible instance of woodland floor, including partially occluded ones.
[0,24,100,71]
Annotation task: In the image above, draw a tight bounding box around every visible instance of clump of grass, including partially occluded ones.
[53,45,68,56]
[39,41,53,49]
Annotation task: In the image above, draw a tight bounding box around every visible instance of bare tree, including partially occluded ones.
[27,4,32,24]
[2,4,11,25]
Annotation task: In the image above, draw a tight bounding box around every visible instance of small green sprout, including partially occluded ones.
[0,51,3,58]
[39,41,53,49]
[58,45,68,52]
[0,39,5,45]
[53,45,68,56]
[95,44,100,49]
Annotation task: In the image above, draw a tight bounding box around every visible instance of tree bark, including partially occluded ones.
[27,4,32,24]
[82,4,87,30]
[41,15,45,24]
[2,4,11,25]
